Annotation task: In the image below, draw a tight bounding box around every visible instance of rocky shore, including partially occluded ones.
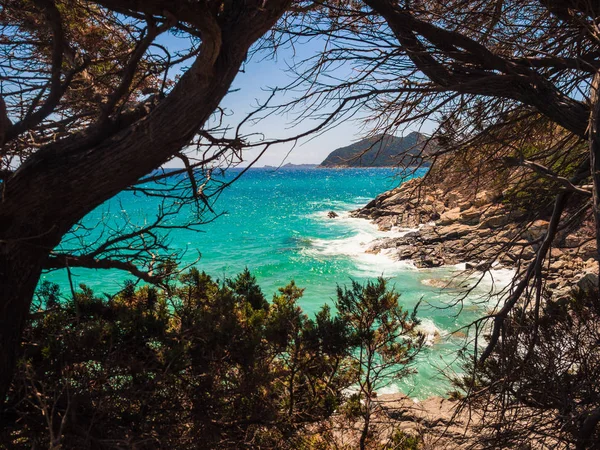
[326,394,480,449]
[336,178,600,448]
[351,178,598,296]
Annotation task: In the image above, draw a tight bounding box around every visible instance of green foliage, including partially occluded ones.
[226,267,269,310]
[5,272,425,449]
[320,132,432,168]
[383,430,422,450]
[336,278,423,385]
[335,278,424,450]
[5,270,359,449]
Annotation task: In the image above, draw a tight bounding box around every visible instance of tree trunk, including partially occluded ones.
[0,26,273,409]
[0,243,50,407]
[359,395,370,450]
[589,71,600,281]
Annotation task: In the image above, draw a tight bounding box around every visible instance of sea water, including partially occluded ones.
[42,167,512,399]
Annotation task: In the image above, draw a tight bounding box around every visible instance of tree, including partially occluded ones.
[4,0,600,438]
[227,267,269,311]
[264,1,600,443]
[5,269,355,448]
[335,278,423,450]
[269,0,599,382]
[454,285,600,449]
[0,0,292,407]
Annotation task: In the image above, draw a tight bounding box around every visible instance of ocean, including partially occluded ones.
[42,167,511,399]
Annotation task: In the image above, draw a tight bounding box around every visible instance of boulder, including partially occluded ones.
[327,211,338,218]
[445,191,462,208]
[458,207,481,225]
[458,200,472,211]
[577,272,599,293]
[416,256,444,268]
[474,190,499,207]
[437,224,473,240]
[549,260,566,272]
[522,220,549,241]
[437,207,461,226]
[479,214,511,229]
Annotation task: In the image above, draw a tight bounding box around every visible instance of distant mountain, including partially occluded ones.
[319,132,434,168]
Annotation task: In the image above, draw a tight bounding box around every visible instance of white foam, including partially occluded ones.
[376,384,402,395]
[453,262,467,271]
[302,209,419,276]
[415,318,445,347]
[305,203,516,303]
[470,267,516,293]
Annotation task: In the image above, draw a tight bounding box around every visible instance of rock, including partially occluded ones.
[352,173,595,289]
[458,207,481,225]
[476,261,493,271]
[458,200,472,211]
[437,207,461,226]
[402,230,421,239]
[399,248,415,259]
[437,224,473,240]
[416,256,444,268]
[522,220,549,241]
[364,246,380,255]
[578,242,598,260]
[445,191,462,208]
[327,211,338,218]
[562,233,583,248]
[376,215,396,231]
[474,190,498,207]
[479,214,511,229]
[421,278,449,288]
[433,200,446,214]
[577,272,599,292]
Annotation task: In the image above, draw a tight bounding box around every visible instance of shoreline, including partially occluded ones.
[348,178,599,297]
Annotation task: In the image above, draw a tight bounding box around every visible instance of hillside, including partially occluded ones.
[319,132,433,167]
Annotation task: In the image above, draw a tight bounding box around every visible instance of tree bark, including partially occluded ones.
[0,243,52,407]
[589,71,600,281]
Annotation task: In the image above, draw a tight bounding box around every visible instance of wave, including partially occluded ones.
[301,208,419,277]
[415,318,445,347]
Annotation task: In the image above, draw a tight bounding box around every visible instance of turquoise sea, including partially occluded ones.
[43,168,511,399]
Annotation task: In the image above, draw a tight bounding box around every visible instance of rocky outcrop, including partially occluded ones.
[353,178,598,295]
[328,394,482,449]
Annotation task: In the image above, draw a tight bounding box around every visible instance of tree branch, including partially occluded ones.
[44,254,164,285]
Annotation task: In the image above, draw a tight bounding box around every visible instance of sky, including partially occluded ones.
[159,31,434,168]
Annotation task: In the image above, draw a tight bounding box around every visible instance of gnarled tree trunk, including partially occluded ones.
[0,244,52,405]
[0,0,289,406]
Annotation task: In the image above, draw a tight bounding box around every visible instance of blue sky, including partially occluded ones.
[159,32,433,168]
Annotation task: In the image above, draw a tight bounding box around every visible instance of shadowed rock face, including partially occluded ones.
[319,132,435,167]
[353,178,598,296]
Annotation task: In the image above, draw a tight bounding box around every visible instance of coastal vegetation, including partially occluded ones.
[1,0,600,448]
[3,270,423,449]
